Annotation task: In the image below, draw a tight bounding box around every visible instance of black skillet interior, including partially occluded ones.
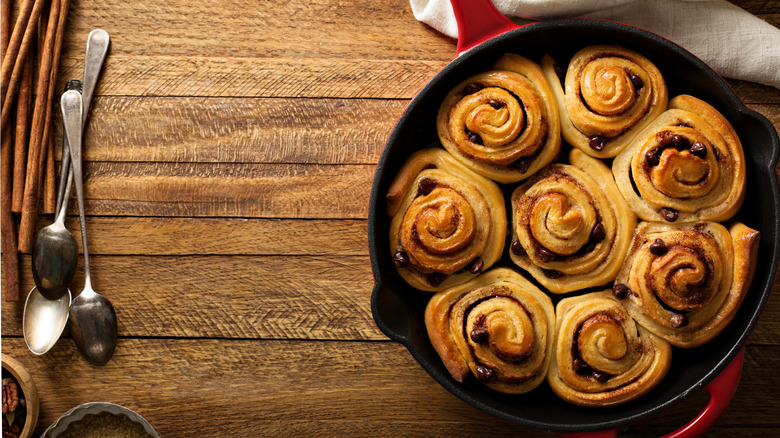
[368,20,780,432]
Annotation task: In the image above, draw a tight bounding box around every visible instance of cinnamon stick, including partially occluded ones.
[1,0,10,59]
[12,49,33,213]
[0,0,46,128]
[1,124,20,302]
[44,129,56,214]
[18,0,68,253]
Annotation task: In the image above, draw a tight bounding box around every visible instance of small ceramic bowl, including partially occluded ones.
[1,354,40,438]
[42,402,159,438]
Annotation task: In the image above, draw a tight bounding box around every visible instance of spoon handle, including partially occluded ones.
[61,90,91,288]
[55,79,81,216]
[55,30,109,216]
[82,29,110,126]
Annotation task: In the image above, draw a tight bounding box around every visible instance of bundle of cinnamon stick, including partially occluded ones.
[1,0,71,302]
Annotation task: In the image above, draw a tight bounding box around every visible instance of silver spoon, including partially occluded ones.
[31,82,82,300]
[62,90,118,366]
[22,30,111,355]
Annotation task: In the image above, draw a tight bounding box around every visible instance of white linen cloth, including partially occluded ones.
[410,0,780,89]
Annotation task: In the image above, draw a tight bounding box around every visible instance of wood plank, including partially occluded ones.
[69,97,403,164]
[76,162,374,218]
[0,339,777,437]
[60,0,454,62]
[2,255,382,340]
[58,56,447,99]
[2,253,777,344]
[36,217,369,256]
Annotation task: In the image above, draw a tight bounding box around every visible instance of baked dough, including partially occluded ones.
[437,54,561,183]
[612,94,746,222]
[387,148,506,291]
[509,149,636,293]
[425,268,555,394]
[541,45,668,158]
[547,290,672,407]
[613,221,759,348]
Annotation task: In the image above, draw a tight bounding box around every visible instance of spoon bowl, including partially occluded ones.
[23,287,71,355]
[61,89,118,366]
[69,287,117,365]
[31,207,77,300]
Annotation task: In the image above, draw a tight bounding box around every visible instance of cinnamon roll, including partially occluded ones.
[612,94,746,222]
[509,149,637,293]
[612,221,759,348]
[386,148,507,291]
[425,268,555,394]
[541,45,667,158]
[548,290,672,407]
[436,53,561,183]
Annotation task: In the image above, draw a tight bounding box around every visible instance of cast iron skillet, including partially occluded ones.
[369,0,780,433]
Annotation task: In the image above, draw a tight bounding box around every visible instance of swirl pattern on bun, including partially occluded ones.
[613,221,759,348]
[386,148,507,291]
[437,54,561,183]
[541,45,667,158]
[548,290,672,407]
[510,149,636,293]
[425,268,555,394]
[612,94,746,222]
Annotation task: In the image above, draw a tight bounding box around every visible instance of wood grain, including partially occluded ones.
[68,97,401,164]
[0,339,777,437]
[1,0,778,436]
[75,162,374,219]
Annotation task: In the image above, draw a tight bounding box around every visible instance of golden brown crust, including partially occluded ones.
[612,94,746,222]
[547,290,672,407]
[425,268,555,394]
[509,149,636,293]
[541,46,668,158]
[436,54,561,183]
[614,221,759,348]
[387,148,506,291]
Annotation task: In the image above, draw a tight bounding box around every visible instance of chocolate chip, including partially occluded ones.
[673,134,690,151]
[537,246,556,262]
[690,141,707,158]
[573,358,592,375]
[628,72,644,90]
[590,223,606,242]
[470,326,489,343]
[659,207,679,222]
[649,238,668,256]
[427,273,445,287]
[488,99,504,109]
[612,283,631,300]
[646,149,660,167]
[392,250,409,267]
[475,365,494,381]
[670,313,689,328]
[592,371,611,383]
[553,63,566,85]
[510,240,526,256]
[467,257,484,274]
[511,157,532,174]
[589,135,606,152]
[463,82,484,95]
[542,269,563,279]
[466,129,483,145]
[418,177,436,195]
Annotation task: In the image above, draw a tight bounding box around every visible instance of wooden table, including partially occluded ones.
[2,0,779,436]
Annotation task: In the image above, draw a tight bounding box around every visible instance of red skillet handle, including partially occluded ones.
[450,0,520,55]
[558,347,745,438]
